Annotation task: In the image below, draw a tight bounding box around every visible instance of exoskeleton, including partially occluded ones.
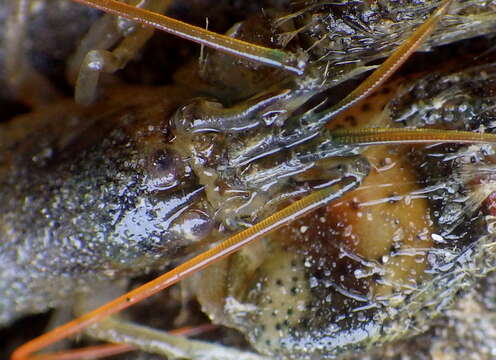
[3,1,496,359]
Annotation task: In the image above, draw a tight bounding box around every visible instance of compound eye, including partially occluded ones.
[146,148,189,191]
[170,209,214,244]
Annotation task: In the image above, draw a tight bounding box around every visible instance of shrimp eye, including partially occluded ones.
[170,209,214,244]
[146,148,191,191]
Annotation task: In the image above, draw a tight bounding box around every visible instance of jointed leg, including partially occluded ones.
[27,324,222,360]
[69,0,172,104]
[85,317,266,360]
[24,344,135,360]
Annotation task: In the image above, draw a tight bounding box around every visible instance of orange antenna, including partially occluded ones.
[329,127,496,145]
[71,0,305,75]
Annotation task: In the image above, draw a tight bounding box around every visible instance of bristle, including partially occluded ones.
[460,163,496,215]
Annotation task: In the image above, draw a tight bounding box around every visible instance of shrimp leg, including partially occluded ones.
[70,0,172,105]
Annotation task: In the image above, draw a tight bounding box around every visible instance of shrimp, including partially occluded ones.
[3,0,496,359]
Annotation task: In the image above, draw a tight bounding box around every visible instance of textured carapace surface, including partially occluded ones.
[2,1,496,359]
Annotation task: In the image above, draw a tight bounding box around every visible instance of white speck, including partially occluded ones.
[300,225,309,234]
[297,301,306,311]
[431,233,446,243]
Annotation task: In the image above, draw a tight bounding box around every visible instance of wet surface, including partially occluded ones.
[2,1,496,359]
